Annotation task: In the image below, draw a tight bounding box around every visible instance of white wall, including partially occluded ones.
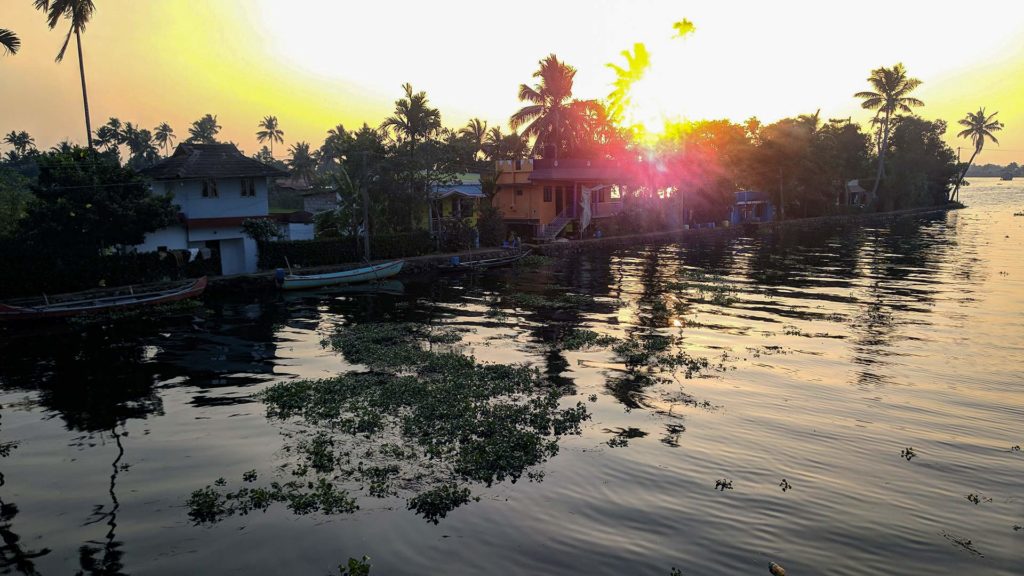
[283,222,315,241]
[137,225,188,252]
[154,177,269,220]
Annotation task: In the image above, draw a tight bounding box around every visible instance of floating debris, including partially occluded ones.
[941,531,984,557]
[768,562,786,576]
[900,447,917,461]
[779,479,792,492]
[965,493,992,505]
[715,478,733,491]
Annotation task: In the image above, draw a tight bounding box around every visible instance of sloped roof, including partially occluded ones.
[140,143,289,180]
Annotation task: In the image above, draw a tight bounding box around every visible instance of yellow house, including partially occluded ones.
[493,158,632,240]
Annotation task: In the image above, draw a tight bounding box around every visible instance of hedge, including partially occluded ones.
[0,237,218,299]
[258,231,433,270]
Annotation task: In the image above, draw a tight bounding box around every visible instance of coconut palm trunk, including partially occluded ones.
[76,29,93,148]
[869,110,890,200]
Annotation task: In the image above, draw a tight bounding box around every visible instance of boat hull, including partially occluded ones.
[281,260,404,290]
[438,249,532,272]
[0,277,208,321]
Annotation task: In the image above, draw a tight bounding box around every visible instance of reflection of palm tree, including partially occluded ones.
[855,63,923,199]
[256,115,284,156]
[78,426,126,576]
[951,108,1002,202]
[34,0,97,148]
[0,29,20,55]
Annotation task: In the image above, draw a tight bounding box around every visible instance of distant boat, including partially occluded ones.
[0,277,208,321]
[278,260,404,290]
[438,249,532,271]
[1000,172,1014,181]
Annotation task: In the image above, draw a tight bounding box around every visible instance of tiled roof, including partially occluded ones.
[140,143,289,180]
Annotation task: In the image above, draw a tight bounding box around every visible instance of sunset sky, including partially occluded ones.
[2,0,1023,164]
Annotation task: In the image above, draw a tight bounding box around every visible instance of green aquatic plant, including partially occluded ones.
[561,328,617,351]
[338,556,372,576]
[714,479,733,491]
[779,479,792,492]
[503,291,594,310]
[190,321,589,524]
[518,254,554,268]
[900,447,917,461]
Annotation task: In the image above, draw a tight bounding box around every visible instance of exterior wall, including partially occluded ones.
[283,222,315,241]
[303,192,337,214]
[137,225,188,252]
[141,179,269,276]
[154,177,270,220]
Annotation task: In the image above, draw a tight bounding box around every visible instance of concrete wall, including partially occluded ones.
[137,225,188,252]
[154,177,270,220]
[283,222,315,241]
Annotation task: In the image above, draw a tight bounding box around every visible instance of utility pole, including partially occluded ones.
[360,151,371,262]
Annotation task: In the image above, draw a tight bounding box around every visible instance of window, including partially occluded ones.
[514,159,522,171]
[240,178,256,197]
[515,189,524,196]
[543,186,552,202]
[202,179,218,198]
[610,185,622,200]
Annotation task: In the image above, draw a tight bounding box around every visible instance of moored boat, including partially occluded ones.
[0,276,208,321]
[437,248,532,271]
[278,260,404,290]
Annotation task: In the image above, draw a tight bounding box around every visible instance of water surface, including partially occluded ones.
[1,179,1022,575]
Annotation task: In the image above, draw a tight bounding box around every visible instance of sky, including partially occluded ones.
[2,0,1023,164]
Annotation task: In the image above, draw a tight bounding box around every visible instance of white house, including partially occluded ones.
[138,143,289,275]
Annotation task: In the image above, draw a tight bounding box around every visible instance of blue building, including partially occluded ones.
[729,190,776,226]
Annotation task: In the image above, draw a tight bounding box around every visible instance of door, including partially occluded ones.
[554,186,564,215]
[564,185,575,217]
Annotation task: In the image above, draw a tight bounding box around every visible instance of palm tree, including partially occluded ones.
[187,114,221,144]
[256,115,284,155]
[797,109,822,133]
[287,141,317,183]
[855,63,924,199]
[606,43,650,123]
[3,131,36,156]
[380,83,441,158]
[153,122,175,156]
[0,29,20,55]
[459,118,487,158]
[510,54,598,159]
[951,108,1003,202]
[93,117,123,151]
[34,0,97,148]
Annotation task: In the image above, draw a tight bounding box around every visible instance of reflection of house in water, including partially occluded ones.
[729,190,776,225]
[493,159,630,240]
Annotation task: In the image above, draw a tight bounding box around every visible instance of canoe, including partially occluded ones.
[438,249,532,272]
[0,276,208,321]
[280,260,404,290]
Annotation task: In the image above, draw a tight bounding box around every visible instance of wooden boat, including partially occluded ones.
[279,260,404,290]
[438,249,532,272]
[0,276,208,321]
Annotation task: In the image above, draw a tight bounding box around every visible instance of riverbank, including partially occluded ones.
[208,203,961,294]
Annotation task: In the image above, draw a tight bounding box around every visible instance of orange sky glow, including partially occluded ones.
[2,0,1023,163]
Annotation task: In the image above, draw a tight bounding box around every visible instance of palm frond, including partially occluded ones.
[0,29,20,55]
